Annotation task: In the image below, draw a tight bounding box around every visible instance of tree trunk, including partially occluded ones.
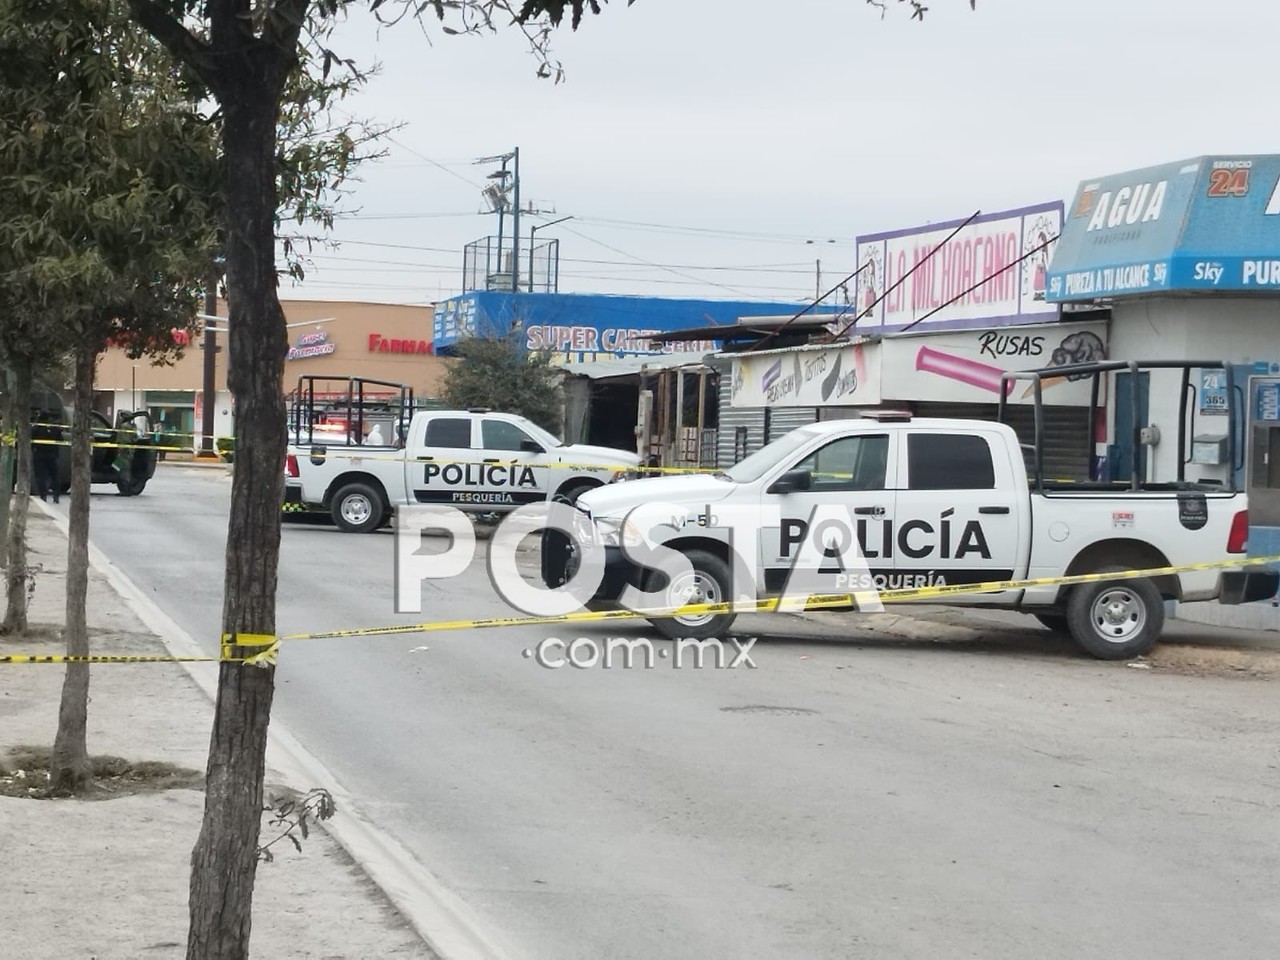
[0,367,17,568]
[186,86,288,960]
[3,362,34,633]
[50,343,96,793]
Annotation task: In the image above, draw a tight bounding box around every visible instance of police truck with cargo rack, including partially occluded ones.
[284,375,641,532]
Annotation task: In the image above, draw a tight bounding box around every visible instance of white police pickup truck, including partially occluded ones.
[563,403,1276,661]
[286,408,640,533]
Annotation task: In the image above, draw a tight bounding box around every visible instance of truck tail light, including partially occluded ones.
[1227,510,1249,554]
[285,453,299,478]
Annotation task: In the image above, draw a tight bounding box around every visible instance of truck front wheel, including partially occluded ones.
[116,476,147,496]
[647,549,738,641]
[330,482,385,534]
[1065,569,1164,660]
[555,480,600,505]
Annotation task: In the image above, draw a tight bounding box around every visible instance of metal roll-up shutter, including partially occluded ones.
[718,405,766,467]
[766,407,820,441]
[913,402,1093,483]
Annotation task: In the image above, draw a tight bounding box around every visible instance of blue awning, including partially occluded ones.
[1046,155,1280,300]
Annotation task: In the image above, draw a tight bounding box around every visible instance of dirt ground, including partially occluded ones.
[0,510,435,960]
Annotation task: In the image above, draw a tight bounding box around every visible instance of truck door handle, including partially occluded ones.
[483,458,500,463]
[979,506,1010,515]
[417,455,434,461]
[853,506,885,516]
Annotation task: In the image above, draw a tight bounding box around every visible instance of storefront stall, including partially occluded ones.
[704,202,1099,470]
[1046,154,1280,626]
[719,318,1108,477]
[433,291,836,455]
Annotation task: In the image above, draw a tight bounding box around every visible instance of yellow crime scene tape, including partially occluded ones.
[3,555,1278,666]
[21,422,229,456]
[293,446,710,476]
[25,420,706,473]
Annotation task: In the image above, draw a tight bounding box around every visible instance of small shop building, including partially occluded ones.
[431,290,843,462]
[93,299,445,450]
[1045,154,1280,627]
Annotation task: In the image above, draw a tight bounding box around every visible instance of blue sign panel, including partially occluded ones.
[432,292,839,360]
[1046,155,1280,300]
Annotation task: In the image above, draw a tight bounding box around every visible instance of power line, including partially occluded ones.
[306,252,818,274]
[384,136,487,191]
[332,211,484,221]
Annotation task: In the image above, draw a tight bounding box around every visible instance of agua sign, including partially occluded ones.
[1047,155,1280,299]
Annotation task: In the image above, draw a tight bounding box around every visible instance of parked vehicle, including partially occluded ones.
[28,382,157,496]
[284,375,641,533]
[556,360,1278,660]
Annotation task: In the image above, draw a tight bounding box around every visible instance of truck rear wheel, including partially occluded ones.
[1065,568,1164,660]
[647,549,737,641]
[331,482,384,534]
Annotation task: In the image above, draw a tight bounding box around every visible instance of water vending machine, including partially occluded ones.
[1248,371,1280,528]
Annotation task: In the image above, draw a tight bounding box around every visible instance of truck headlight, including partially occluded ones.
[572,506,595,545]
[593,516,642,548]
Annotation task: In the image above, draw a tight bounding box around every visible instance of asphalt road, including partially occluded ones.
[78,467,1280,960]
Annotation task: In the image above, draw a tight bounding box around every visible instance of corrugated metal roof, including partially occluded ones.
[554,352,711,380]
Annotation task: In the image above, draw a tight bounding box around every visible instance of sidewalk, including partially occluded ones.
[801,599,1280,677]
[0,507,434,960]
[155,453,231,470]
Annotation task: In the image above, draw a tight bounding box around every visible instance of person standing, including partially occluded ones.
[31,410,62,503]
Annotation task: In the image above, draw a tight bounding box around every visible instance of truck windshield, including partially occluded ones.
[521,419,563,449]
[722,427,825,483]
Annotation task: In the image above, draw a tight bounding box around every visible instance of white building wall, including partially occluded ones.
[1110,296,1280,631]
[1109,297,1280,486]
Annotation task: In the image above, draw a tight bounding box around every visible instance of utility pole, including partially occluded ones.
[493,158,508,287]
[510,147,521,292]
[815,259,822,301]
[199,274,218,456]
[480,152,513,289]
[529,215,573,292]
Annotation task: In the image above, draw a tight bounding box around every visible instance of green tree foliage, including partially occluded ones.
[0,0,219,791]
[442,335,564,431]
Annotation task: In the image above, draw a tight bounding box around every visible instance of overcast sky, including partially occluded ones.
[281,0,1279,308]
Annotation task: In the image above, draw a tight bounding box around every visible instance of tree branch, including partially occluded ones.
[264,0,313,74]
[125,0,219,88]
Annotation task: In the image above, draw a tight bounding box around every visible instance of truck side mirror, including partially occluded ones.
[768,468,812,495]
[519,438,546,454]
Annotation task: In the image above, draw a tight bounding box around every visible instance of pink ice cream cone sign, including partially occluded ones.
[915,346,1016,397]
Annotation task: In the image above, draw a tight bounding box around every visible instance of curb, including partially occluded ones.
[156,459,232,471]
[32,499,516,960]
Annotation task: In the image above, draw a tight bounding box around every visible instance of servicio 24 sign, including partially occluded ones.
[1046,155,1280,299]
